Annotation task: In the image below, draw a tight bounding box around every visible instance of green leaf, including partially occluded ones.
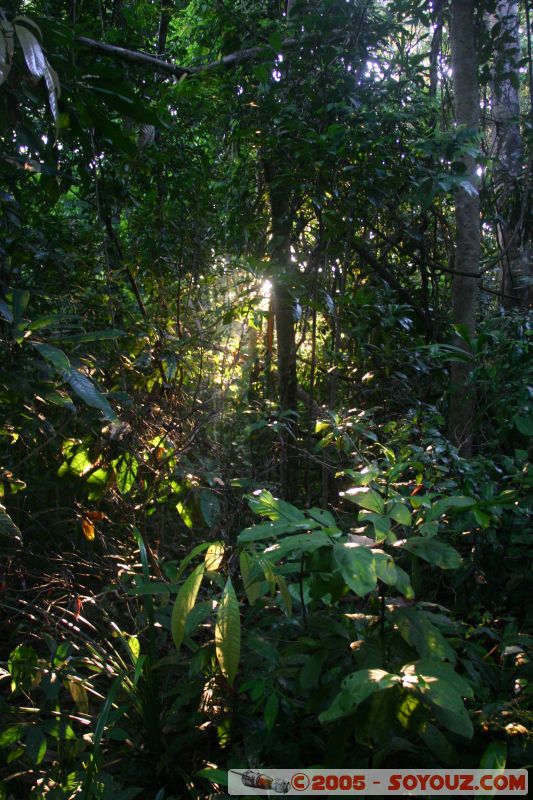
[319,669,400,723]
[391,607,456,662]
[306,507,340,529]
[215,578,241,686]
[171,563,205,652]
[389,503,412,526]
[514,415,533,436]
[333,543,377,596]
[419,723,458,765]
[200,489,221,527]
[195,768,229,787]
[399,538,462,569]
[64,369,118,421]
[373,549,397,586]
[264,531,332,561]
[480,740,507,769]
[113,453,138,495]
[276,574,293,617]
[0,726,24,748]
[342,487,384,514]
[238,520,304,543]
[25,727,47,765]
[402,660,473,738]
[264,692,279,732]
[247,490,307,525]
[240,551,263,605]
[426,496,476,522]
[393,566,415,599]
[32,341,70,371]
[8,645,38,692]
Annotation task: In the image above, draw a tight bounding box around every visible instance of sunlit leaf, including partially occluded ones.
[171,563,205,652]
[215,577,241,686]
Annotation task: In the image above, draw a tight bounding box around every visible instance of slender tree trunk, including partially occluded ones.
[266,172,299,501]
[449,0,480,456]
[429,0,443,100]
[488,1,530,307]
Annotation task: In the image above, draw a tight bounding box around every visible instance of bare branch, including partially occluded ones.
[77,36,192,77]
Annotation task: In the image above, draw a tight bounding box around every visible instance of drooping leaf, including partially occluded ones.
[398,537,462,569]
[32,341,70,371]
[215,577,241,686]
[275,574,293,617]
[15,24,46,77]
[65,369,118,421]
[240,551,263,606]
[171,563,205,652]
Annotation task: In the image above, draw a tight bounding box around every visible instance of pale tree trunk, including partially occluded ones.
[488,1,530,307]
[449,0,480,456]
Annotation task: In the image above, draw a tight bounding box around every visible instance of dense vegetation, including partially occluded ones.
[0,1,532,797]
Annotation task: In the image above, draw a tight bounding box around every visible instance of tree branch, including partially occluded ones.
[77,37,193,77]
[77,30,343,78]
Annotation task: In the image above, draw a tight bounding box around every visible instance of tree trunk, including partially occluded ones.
[267,173,299,501]
[429,0,443,100]
[488,1,530,308]
[449,0,480,456]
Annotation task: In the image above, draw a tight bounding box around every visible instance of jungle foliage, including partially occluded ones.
[0,1,532,798]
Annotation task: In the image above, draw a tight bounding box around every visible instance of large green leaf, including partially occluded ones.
[399,537,462,569]
[342,487,384,514]
[64,369,118,421]
[264,531,333,561]
[247,490,308,526]
[333,543,377,596]
[391,607,456,662]
[401,659,473,737]
[238,520,296,544]
[426,496,476,522]
[239,551,263,606]
[171,564,205,652]
[320,668,400,723]
[32,341,70,371]
[480,740,507,769]
[215,578,241,686]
